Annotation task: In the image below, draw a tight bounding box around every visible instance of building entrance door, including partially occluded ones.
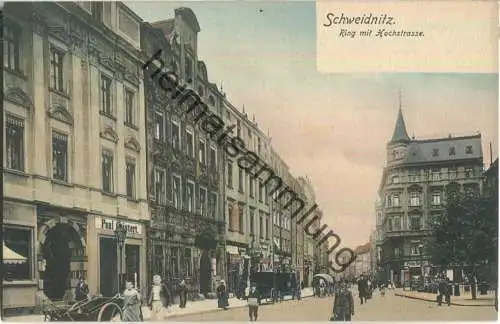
[99,237,117,296]
[125,244,140,288]
[42,223,83,301]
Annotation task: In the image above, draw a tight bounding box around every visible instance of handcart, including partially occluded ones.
[42,294,124,322]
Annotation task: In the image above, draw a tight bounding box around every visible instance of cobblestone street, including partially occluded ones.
[174,290,498,321]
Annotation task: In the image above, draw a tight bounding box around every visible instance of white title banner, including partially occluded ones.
[316,0,498,73]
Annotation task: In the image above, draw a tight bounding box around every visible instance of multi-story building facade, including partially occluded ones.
[374,200,383,277]
[3,2,147,314]
[141,8,226,295]
[379,108,484,285]
[297,176,319,287]
[286,176,306,284]
[223,101,273,293]
[271,149,293,273]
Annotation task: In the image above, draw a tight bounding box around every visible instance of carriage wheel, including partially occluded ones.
[97,302,123,322]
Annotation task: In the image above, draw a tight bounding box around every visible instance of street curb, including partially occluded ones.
[394,293,495,307]
[163,294,314,320]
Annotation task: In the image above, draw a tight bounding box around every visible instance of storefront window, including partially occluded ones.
[185,248,192,277]
[3,226,32,281]
[171,247,179,278]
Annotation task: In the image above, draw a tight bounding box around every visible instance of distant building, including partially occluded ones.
[352,243,371,278]
[378,107,484,286]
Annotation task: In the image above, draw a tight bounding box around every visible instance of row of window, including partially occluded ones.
[392,244,424,258]
[227,201,270,239]
[226,162,269,203]
[390,167,476,184]
[385,191,443,208]
[387,215,426,231]
[4,24,139,127]
[152,167,218,217]
[154,113,218,168]
[152,246,193,280]
[273,212,292,230]
[5,115,139,199]
[225,116,267,158]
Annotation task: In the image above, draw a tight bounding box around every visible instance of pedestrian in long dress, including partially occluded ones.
[179,279,188,308]
[217,280,229,310]
[122,281,142,322]
[147,274,171,321]
[331,281,354,321]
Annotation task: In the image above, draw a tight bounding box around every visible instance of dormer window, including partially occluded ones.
[91,2,103,22]
[466,145,473,154]
[391,176,399,184]
[449,147,456,156]
[432,148,439,157]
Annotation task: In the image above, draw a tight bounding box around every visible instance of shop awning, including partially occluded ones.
[226,245,239,255]
[3,241,27,264]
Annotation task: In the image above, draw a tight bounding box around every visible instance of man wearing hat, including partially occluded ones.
[247,284,261,321]
[331,281,354,321]
[147,274,171,321]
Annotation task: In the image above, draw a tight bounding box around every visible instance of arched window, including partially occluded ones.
[198,86,204,97]
[208,96,215,106]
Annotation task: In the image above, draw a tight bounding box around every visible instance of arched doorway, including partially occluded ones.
[199,250,211,296]
[40,221,85,301]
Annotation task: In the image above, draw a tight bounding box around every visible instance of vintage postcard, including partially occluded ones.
[1,0,498,322]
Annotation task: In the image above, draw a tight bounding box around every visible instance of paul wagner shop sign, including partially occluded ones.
[95,217,143,235]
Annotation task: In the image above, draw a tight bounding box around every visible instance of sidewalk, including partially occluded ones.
[394,288,496,307]
[3,287,315,322]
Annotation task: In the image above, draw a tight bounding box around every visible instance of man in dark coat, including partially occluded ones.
[331,281,354,321]
[437,276,451,306]
[357,275,368,304]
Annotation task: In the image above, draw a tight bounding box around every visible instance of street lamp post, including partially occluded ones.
[114,222,127,294]
[419,243,424,289]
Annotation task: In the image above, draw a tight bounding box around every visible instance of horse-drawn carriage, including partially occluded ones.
[250,272,298,303]
[42,294,124,322]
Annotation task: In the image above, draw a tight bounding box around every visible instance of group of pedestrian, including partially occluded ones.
[329,273,377,321]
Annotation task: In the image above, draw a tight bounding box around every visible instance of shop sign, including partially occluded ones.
[404,260,428,267]
[95,217,142,235]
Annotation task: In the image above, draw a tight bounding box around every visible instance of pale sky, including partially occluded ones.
[126,1,499,249]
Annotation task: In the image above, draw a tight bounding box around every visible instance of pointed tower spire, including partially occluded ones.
[389,90,411,144]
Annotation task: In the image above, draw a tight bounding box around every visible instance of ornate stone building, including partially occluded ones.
[378,107,484,285]
[141,8,226,295]
[3,2,147,314]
